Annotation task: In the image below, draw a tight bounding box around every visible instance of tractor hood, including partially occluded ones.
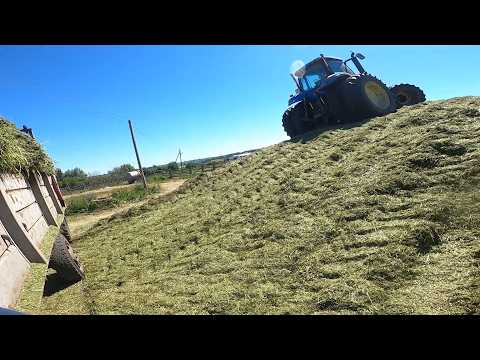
[288,72,352,107]
[322,72,353,87]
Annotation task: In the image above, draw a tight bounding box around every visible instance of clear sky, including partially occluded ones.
[0,45,479,174]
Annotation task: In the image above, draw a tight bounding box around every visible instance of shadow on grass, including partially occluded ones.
[43,272,81,297]
[289,118,373,144]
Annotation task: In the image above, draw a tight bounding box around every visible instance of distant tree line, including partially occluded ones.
[57,163,136,192]
[57,159,226,193]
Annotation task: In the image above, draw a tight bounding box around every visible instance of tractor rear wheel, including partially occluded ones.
[49,234,85,283]
[282,104,314,138]
[390,84,426,108]
[339,74,397,121]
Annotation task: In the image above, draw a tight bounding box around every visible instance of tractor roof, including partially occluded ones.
[294,56,343,77]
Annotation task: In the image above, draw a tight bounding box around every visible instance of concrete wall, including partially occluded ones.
[0,173,50,247]
[0,219,30,308]
[0,171,65,308]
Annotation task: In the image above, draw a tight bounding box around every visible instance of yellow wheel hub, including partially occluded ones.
[364,81,390,110]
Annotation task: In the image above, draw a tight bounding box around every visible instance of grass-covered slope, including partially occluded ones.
[0,118,54,174]
[42,97,480,314]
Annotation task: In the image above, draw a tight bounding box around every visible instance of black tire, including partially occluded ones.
[339,74,397,121]
[60,218,72,243]
[49,234,85,283]
[282,107,296,138]
[282,103,314,138]
[390,83,426,108]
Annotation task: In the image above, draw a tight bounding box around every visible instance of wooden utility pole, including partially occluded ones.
[175,149,183,170]
[128,119,147,190]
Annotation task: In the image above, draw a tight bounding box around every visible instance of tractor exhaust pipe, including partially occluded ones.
[350,52,366,74]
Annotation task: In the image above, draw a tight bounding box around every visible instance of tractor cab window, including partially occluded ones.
[299,64,327,89]
[326,59,355,74]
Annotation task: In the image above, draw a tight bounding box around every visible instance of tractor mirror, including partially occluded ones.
[356,53,365,60]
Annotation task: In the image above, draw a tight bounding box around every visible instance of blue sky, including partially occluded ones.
[0,45,479,174]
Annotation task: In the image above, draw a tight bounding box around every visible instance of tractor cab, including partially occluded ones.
[296,58,354,91]
[294,54,363,91]
[288,53,366,106]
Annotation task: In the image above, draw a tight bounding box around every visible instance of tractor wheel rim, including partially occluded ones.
[364,81,391,110]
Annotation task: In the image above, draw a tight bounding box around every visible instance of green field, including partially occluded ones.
[65,177,166,216]
[38,97,480,314]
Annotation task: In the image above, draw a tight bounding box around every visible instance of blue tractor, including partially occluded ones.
[282,52,426,138]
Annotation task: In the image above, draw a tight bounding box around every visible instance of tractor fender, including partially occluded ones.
[287,88,320,107]
[286,100,304,111]
[288,91,307,107]
[317,73,352,90]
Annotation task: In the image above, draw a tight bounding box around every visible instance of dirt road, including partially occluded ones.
[64,183,137,200]
[67,179,186,237]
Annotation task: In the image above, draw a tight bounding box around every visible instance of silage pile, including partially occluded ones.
[0,117,54,174]
[43,97,480,315]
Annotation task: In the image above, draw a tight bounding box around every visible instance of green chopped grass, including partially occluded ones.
[0,118,54,174]
[39,97,480,314]
[16,215,65,313]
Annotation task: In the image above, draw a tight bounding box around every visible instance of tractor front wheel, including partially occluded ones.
[282,104,314,139]
[390,84,426,108]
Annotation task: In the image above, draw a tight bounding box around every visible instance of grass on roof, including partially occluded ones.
[0,118,54,174]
